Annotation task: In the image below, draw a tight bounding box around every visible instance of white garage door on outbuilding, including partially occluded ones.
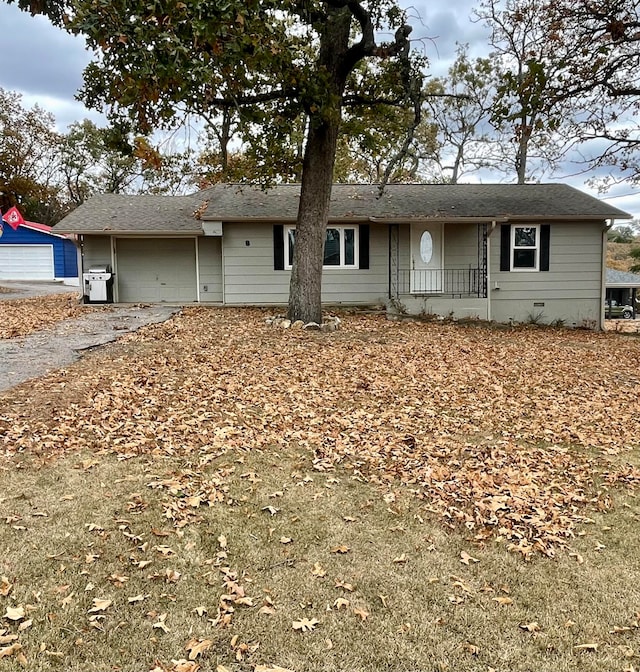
[0,244,55,280]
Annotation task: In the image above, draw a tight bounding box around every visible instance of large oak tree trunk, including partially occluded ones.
[287,8,351,324]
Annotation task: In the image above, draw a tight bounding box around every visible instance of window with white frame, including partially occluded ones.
[285,225,358,269]
[511,225,540,271]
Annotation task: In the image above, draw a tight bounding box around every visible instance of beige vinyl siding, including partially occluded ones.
[490,221,604,326]
[443,223,481,268]
[222,222,388,306]
[398,223,480,269]
[82,236,111,270]
[198,237,223,302]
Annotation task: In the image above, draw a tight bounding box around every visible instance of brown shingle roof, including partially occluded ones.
[54,193,204,234]
[54,183,631,234]
[200,183,631,221]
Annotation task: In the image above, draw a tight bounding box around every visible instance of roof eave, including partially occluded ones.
[504,214,632,222]
[200,214,627,224]
[64,229,202,236]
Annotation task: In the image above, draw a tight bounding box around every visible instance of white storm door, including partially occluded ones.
[410,223,443,293]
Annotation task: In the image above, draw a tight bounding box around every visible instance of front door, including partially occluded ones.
[410,223,443,293]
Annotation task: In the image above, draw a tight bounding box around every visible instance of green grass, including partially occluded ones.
[1,446,639,672]
[1,305,639,671]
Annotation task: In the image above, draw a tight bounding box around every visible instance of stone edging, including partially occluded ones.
[265,315,342,333]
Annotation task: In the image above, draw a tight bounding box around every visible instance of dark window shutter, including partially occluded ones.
[273,224,284,270]
[500,224,510,271]
[359,224,370,269]
[540,224,550,271]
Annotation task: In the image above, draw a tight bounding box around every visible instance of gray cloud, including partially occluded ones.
[0,4,90,99]
[0,3,98,129]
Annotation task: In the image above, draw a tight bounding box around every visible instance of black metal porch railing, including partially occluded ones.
[395,268,486,298]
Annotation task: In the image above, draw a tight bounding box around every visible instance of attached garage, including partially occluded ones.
[115,237,198,302]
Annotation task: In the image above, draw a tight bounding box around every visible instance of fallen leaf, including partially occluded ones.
[574,643,599,652]
[127,594,147,604]
[151,528,170,537]
[172,661,199,672]
[353,607,369,621]
[60,593,75,609]
[0,577,12,597]
[312,563,326,578]
[87,599,112,613]
[185,637,213,660]
[3,606,25,621]
[334,598,350,610]
[334,579,354,592]
[254,665,295,672]
[292,617,319,632]
[155,545,175,556]
[0,642,21,659]
[330,545,350,554]
[258,604,277,615]
[460,551,480,565]
[493,596,513,606]
[152,613,170,633]
[451,578,472,594]
[279,537,293,545]
[519,622,541,632]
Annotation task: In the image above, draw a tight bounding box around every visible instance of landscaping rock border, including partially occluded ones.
[265,314,342,333]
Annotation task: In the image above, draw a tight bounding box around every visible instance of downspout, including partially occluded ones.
[486,221,497,322]
[600,220,614,330]
[221,224,226,306]
[76,235,84,297]
[195,237,201,303]
[110,237,118,303]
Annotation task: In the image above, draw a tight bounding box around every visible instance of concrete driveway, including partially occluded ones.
[0,303,180,393]
[0,280,80,301]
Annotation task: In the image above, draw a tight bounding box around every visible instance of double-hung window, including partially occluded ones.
[511,225,540,271]
[499,223,550,273]
[284,225,358,269]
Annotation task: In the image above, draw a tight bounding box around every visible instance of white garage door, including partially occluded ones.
[116,238,197,302]
[0,245,55,280]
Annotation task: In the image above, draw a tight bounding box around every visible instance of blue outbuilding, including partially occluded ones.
[0,220,78,282]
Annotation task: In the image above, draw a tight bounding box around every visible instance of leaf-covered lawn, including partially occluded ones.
[0,306,639,671]
[0,293,91,339]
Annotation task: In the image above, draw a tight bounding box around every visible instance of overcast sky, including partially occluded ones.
[0,0,638,218]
